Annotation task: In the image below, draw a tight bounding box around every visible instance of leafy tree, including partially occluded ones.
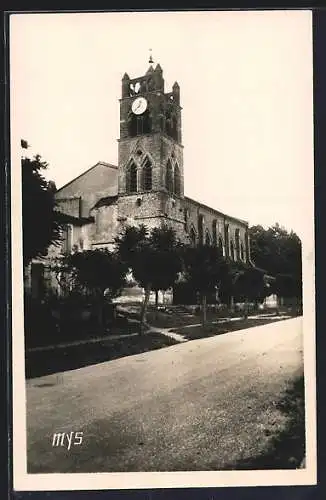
[22,150,62,266]
[273,273,302,301]
[63,248,127,328]
[148,225,184,313]
[115,224,183,333]
[65,249,127,300]
[232,263,269,316]
[249,223,302,300]
[182,244,229,325]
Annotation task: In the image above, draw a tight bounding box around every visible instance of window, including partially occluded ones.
[240,243,245,261]
[142,158,152,191]
[212,220,217,246]
[198,214,204,245]
[128,110,151,137]
[166,160,173,193]
[174,163,181,196]
[219,237,224,256]
[62,224,73,254]
[189,227,197,247]
[230,240,235,260]
[171,115,178,141]
[225,224,230,256]
[165,110,178,141]
[235,228,240,260]
[126,162,137,193]
[205,230,211,246]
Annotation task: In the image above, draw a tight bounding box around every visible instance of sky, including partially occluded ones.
[10,10,314,242]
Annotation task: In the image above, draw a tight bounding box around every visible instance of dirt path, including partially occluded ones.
[26,317,303,473]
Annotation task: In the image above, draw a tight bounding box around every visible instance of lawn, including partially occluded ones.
[120,304,300,330]
[171,317,289,340]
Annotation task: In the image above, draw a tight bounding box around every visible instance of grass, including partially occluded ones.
[171,317,287,340]
[223,375,306,469]
[25,332,178,379]
[124,304,300,330]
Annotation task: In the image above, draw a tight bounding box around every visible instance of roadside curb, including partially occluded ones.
[27,332,140,353]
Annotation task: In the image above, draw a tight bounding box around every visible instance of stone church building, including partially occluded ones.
[26,62,252,300]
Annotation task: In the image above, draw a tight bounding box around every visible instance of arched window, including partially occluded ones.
[240,243,245,261]
[128,110,151,137]
[218,236,224,257]
[166,160,174,193]
[126,162,137,193]
[128,113,137,137]
[174,163,181,196]
[141,158,152,191]
[235,228,240,260]
[171,115,178,141]
[225,224,230,256]
[205,230,211,246]
[230,240,235,260]
[212,220,217,246]
[189,227,197,247]
[198,214,204,245]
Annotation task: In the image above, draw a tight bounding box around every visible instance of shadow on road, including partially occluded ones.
[223,375,306,470]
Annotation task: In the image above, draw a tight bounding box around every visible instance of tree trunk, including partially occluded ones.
[230,295,235,315]
[243,299,248,319]
[140,285,151,335]
[154,290,159,321]
[202,294,207,326]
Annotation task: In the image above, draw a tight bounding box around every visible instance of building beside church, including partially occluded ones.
[26,62,252,299]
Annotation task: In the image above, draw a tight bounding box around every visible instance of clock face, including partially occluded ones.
[131,97,147,115]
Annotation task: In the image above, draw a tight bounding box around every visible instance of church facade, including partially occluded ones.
[54,63,251,261]
[25,63,251,299]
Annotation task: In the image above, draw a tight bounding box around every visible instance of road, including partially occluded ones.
[26,317,303,472]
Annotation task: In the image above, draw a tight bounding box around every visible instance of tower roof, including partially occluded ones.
[154,63,163,73]
[146,65,154,75]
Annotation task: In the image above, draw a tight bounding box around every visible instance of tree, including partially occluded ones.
[273,273,302,302]
[22,151,62,266]
[182,244,229,326]
[148,225,184,314]
[64,249,127,328]
[115,224,183,333]
[249,223,302,301]
[65,249,127,300]
[232,263,269,317]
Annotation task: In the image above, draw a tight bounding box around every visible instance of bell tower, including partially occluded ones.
[117,59,186,238]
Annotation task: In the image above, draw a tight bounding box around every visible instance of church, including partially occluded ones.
[26,61,252,299]
[54,62,251,261]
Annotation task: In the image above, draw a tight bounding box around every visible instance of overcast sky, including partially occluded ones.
[10,10,313,242]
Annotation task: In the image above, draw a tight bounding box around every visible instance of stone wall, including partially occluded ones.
[55,162,118,217]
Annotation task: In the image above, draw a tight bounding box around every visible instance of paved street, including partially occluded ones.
[26,317,303,472]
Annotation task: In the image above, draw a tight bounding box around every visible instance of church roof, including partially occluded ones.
[55,161,118,194]
[184,196,248,226]
[54,210,94,226]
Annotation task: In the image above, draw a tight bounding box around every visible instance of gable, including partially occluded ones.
[55,162,118,217]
